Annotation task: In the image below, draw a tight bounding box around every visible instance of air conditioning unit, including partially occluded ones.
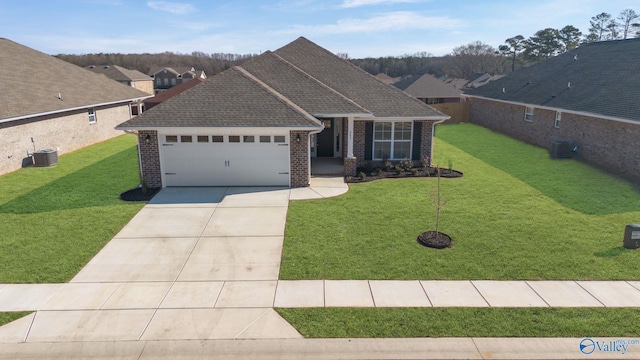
[550,141,572,159]
[33,149,58,167]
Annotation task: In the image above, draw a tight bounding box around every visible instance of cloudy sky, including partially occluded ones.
[1,0,637,57]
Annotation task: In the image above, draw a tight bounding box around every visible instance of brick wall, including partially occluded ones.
[0,103,132,176]
[138,130,162,188]
[353,120,367,166]
[470,97,640,182]
[417,120,435,165]
[290,130,310,187]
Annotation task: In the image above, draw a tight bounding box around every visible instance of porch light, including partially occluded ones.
[296,134,301,143]
[145,134,151,144]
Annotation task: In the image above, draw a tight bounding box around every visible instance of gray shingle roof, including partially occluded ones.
[120,67,321,128]
[119,37,447,130]
[241,51,370,116]
[85,65,152,82]
[0,39,151,122]
[393,74,462,98]
[466,39,640,122]
[274,38,446,118]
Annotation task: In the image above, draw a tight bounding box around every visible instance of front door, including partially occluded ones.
[317,119,334,157]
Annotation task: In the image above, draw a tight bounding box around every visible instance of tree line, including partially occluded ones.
[58,9,639,81]
[56,51,256,77]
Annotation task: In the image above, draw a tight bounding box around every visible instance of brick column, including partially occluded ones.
[418,120,435,165]
[344,157,357,177]
[138,130,162,188]
[290,130,310,188]
[353,120,367,167]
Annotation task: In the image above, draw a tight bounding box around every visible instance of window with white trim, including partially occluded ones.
[88,108,97,124]
[524,106,534,122]
[554,112,561,128]
[373,121,412,160]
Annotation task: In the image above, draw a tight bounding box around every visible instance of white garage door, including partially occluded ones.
[160,133,290,187]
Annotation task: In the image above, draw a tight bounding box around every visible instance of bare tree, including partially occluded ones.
[588,12,613,41]
[618,9,640,39]
[449,41,506,78]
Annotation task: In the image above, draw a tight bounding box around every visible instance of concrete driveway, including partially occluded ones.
[0,178,348,343]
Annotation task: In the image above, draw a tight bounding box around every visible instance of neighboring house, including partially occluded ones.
[465,39,640,182]
[117,37,448,188]
[374,73,401,84]
[144,77,205,110]
[0,38,152,176]
[393,73,468,124]
[441,73,503,90]
[149,66,207,92]
[393,73,463,104]
[85,64,154,114]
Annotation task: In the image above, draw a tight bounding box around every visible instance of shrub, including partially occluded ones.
[384,161,393,171]
[363,162,373,174]
[359,171,367,180]
[375,167,383,176]
[395,166,403,175]
[421,156,430,169]
[400,159,414,171]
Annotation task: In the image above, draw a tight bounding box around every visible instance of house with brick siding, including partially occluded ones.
[465,39,640,182]
[0,39,152,176]
[117,37,448,188]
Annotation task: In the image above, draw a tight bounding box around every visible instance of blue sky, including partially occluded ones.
[1,0,637,57]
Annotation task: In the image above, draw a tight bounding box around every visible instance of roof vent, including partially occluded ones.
[502,88,506,93]
[103,65,110,69]
[567,82,571,89]
[574,54,578,61]
[89,65,95,69]
[57,92,62,100]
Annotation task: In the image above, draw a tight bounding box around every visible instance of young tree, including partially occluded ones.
[618,9,640,39]
[499,35,525,72]
[588,12,613,41]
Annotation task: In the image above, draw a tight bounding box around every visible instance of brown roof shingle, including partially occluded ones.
[0,38,151,122]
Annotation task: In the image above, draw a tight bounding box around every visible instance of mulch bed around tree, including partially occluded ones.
[347,167,463,183]
[120,187,161,202]
[417,231,453,249]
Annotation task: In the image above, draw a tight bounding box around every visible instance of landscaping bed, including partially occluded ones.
[347,165,462,183]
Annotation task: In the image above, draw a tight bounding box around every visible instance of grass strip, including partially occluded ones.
[277,308,640,338]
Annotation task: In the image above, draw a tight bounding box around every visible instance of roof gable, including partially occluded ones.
[274,37,445,118]
[0,39,150,121]
[240,51,370,116]
[466,39,640,122]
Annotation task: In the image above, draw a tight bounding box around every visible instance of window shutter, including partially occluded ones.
[412,121,422,161]
[364,122,373,161]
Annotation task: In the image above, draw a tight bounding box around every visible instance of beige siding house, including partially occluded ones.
[0,39,152,176]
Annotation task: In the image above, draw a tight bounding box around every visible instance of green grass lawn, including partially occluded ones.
[281,123,640,281]
[0,135,145,283]
[279,123,640,338]
[277,308,640,338]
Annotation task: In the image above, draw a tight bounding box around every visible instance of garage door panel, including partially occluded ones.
[160,135,291,187]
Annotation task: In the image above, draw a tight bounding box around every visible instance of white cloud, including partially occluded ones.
[279,11,460,35]
[340,0,419,8]
[147,1,196,15]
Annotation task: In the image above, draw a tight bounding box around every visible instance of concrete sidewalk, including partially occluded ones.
[2,280,640,313]
[1,177,639,358]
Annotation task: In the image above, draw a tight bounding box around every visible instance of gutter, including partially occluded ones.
[0,95,153,124]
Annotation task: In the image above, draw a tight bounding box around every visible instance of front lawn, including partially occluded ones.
[0,135,145,283]
[279,123,640,338]
[281,123,640,281]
